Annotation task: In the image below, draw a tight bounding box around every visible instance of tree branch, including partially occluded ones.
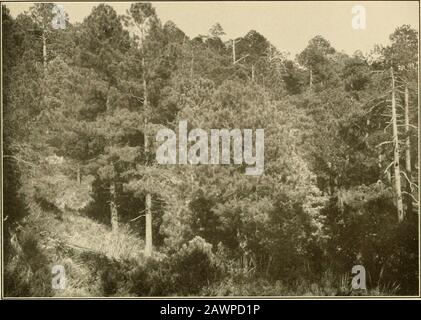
[401,191,419,205]
[400,171,419,191]
[376,141,393,148]
[384,161,395,174]
[3,155,37,167]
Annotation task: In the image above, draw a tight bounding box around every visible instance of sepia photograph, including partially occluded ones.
[1,0,420,299]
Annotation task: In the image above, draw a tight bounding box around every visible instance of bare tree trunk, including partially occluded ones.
[144,113,152,257]
[391,67,404,222]
[145,193,152,257]
[309,68,313,93]
[365,119,370,148]
[140,23,148,107]
[232,39,236,64]
[110,181,118,233]
[404,85,411,174]
[141,23,153,257]
[404,85,413,215]
[251,64,255,82]
[141,60,147,107]
[42,31,47,70]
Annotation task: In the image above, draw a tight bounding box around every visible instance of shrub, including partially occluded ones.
[129,237,222,296]
[4,231,52,297]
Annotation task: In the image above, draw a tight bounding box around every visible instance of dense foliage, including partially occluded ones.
[2,3,419,296]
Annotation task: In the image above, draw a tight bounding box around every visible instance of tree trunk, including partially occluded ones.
[76,163,81,184]
[140,24,148,107]
[309,68,313,93]
[251,64,255,82]
[110,181,118,233]
[391,67,404,222]
[144,113,152,255]
[232,39,236,64]
[145,193,153,257]
[141,22,153,257]
[141,59,148,107]
[404,85,413,215]
[42,31,47,70]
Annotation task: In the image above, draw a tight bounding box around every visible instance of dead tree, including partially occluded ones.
[140,17,153,257]
[390,67,404,222]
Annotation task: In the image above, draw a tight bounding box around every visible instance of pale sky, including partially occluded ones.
[3,1,420,57]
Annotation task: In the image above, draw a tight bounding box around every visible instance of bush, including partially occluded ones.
[323,192,419,295]
[129,237,222,296]
[4,231,52,297]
